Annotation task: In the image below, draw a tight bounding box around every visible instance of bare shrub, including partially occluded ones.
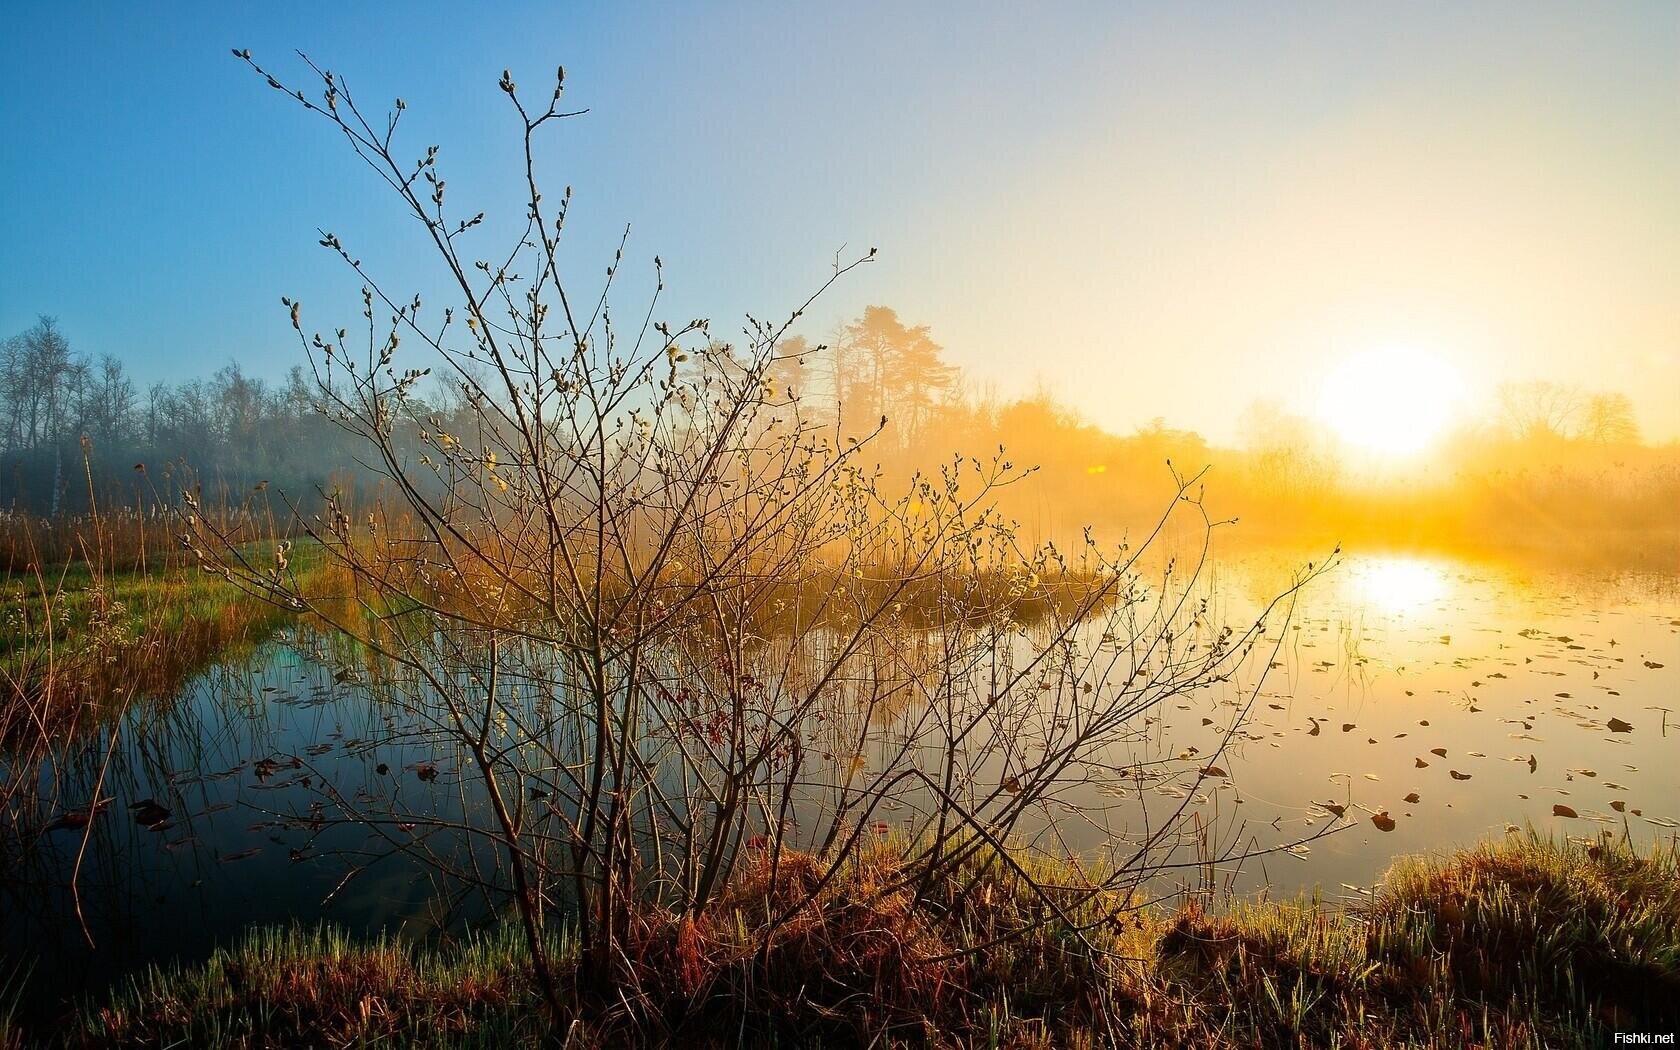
[192,51,1321,1022]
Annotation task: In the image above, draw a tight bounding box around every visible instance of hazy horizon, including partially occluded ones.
[3,9,1679,1040]
[2,2,1676,448]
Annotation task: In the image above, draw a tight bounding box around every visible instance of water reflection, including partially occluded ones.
[1349,555,1450,617]
[2,550,1676,1019]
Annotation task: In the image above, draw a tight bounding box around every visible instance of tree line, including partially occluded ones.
[1,315,360,513]
[3,308,1671,564]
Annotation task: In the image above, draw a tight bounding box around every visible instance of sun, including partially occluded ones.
[1316,346,1465,458]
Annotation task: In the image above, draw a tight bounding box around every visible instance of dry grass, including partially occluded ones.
[1130,830,1680,1047]
[7,831,1673,1048]
[0,540,343,747]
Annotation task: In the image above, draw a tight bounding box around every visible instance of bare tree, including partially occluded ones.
[190,51,1320,1026]
[1498,380,1583,441]
[1580,392,1639,445]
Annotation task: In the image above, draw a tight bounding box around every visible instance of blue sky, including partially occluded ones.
[2,2,1675,440]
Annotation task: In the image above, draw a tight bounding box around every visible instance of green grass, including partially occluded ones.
[0,541,338,743]
[7,831,1676,1048]
[0,539,323,646]
[65,926,555,1050]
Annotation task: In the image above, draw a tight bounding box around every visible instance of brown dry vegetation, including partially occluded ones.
[19,832,1674,1049]
[0,456,311,737]
[3,47,1672,1050]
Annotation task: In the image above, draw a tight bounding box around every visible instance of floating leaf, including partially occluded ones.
[1450,770,1472,780]
[129,800,171,829]
[1552,804,1578,819]
[1371,812,1396,832]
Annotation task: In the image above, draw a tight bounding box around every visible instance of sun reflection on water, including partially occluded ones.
[1353,555,1451,616]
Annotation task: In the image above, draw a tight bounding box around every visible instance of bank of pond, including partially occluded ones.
[3,832,1675,1048]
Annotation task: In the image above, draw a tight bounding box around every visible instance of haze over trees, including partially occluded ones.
[3,307,1673,566]
[0,315,361,514]
[0,17,1675,1043]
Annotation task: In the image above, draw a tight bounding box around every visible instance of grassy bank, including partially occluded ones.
[0,542,340,743]
[11,831,1676,1048]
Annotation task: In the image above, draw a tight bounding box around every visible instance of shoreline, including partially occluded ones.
[8,831,1676,1048]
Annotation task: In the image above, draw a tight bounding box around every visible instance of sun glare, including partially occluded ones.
[1316,347,1465,458]
[1353,555,1451,616]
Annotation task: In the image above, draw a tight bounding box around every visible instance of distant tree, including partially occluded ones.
[995,384,1078,445]
[0,317,80,509]
[1238,400,1339,495]
[1498,381,1582,441]
[1130,416,1211,466]
[278,365,315,423]
[80,354,138,449]
[210,362,267,465]
[1496,381,1642,446]
[1580,392,1639,445]
[0,317,74,451]
[836,305,955,446]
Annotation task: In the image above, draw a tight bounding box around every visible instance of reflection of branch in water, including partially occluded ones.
[70,688,134,949]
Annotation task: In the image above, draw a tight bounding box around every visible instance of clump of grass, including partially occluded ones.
[616,848,967,1044]
[1369,829,1680,1032]
[14,833,1678,1048]
[603,843,1138,1046]
[69,926,557,1049]
[1137,831,1680,1046]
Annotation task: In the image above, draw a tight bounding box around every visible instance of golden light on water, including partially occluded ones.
[1353,555,1451,616]
[1316,347,1466,458]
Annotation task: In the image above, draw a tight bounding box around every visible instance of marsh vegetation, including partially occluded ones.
[0,47,1675,1049]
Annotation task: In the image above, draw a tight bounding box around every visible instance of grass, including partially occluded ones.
[0,540,341,745]
[1143,831,1680,1046]
[7,831,1675,1048]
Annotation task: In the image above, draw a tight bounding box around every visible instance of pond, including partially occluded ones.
[3,549,1675,1011]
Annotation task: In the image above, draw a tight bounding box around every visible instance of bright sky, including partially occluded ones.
[2,2,1676,443]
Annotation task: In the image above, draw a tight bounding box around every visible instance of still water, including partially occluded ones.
[3,550,1675,1008]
